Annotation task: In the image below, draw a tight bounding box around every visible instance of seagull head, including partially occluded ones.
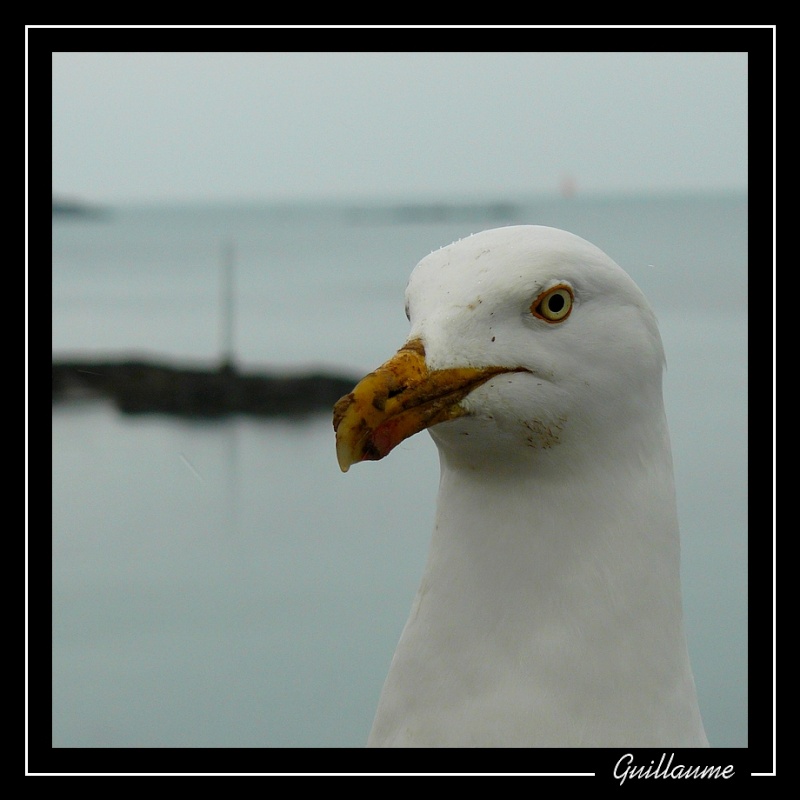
[334,225,666,472]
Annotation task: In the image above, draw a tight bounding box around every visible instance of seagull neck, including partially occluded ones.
[418,442,697,710]
[430,446,685,628]
[368,445,707,747]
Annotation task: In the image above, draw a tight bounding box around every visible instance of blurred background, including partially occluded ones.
[51,51,748,750]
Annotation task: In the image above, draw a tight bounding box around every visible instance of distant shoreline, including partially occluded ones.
[52,190,746,222]
[52,197,110,218]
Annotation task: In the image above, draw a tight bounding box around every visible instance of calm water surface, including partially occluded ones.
[51,194,748,749]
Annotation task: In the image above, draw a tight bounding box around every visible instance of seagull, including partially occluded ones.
[333,225,709,748]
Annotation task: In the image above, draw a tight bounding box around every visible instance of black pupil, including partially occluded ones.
[548,293,565,313]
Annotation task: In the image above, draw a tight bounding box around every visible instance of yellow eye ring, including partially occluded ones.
[531,284,574,323]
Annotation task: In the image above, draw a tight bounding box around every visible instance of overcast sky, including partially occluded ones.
[51,51,748,205]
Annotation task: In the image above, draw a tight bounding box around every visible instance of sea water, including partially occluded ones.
[51,194,748,749]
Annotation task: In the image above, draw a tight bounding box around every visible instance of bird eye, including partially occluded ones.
[531,284,573,323]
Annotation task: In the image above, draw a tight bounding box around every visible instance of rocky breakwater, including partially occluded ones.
[52,358,359,419]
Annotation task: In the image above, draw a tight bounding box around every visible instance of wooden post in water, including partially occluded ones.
[220,238,236,373]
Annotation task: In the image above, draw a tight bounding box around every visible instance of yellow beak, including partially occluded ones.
[333,338,524,472]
